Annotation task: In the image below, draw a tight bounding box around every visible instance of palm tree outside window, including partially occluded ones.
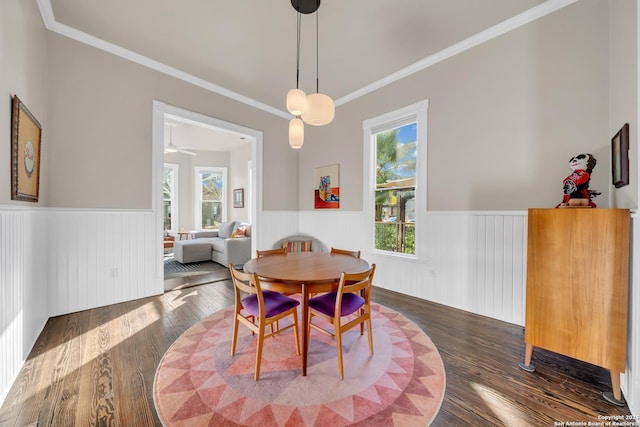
[375,124,417,254]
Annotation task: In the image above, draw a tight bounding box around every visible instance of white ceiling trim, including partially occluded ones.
[35,0,290,119]
[37,0,579,117]
[336,0,580,106]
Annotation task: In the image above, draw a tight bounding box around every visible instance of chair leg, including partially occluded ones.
[249,315,256,336]
[336,319,345,380]
[366,317,374,356]
[291,313,301,355]
[231,315,239,356]
[255,324,265,381]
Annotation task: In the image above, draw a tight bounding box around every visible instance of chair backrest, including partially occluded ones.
[229,263,263,300]
[256,247,287,258]
[339,264,376,292]
[331,247,361,258]
[335,264,376,314]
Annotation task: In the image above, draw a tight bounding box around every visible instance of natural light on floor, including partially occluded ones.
[471,381,527,426]
[3,298,191,408]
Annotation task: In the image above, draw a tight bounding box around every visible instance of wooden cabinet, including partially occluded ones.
[521,208,630,404]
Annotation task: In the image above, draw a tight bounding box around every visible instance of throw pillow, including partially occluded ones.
[231,226,246,238]
[283,240,312,252]
[218,221,236,239]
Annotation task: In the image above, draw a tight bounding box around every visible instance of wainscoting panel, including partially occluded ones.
[47,209,163,317]
[0,208,48,406]
[2,207,638,412]
[466,213,528,325]
[256,211,300,250]
[299,210,528,326]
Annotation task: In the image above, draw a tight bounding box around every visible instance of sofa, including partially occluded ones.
[173,221,251,266]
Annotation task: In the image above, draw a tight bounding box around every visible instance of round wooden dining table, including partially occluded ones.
[243,251,370,376]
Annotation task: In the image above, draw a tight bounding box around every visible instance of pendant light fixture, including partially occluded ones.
[301,4,334,126]
[289,117,304,149]
[287,0,334,148]
[286,10,307,117]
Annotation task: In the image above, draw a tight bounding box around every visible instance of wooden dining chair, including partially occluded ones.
[229,264,301,380]
[330,247,361,258]
[307,264,376,379]
[256,247,287,258]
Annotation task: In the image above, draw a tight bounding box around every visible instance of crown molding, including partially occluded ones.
[335,0,580,106]
[35,0,291,120]
[37,0,579,118]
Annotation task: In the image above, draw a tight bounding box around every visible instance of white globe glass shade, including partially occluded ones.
[286,88,308,116]
[289,118,304,149]
[301,93,335,126]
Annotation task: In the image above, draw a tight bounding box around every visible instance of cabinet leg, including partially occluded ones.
[602,370,625,407]
[518,343,535,372]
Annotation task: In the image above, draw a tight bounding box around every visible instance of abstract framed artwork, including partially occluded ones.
[11,95,42,202]
[611,123,629,188]
[314,164,340,209]
[233,188,244,208]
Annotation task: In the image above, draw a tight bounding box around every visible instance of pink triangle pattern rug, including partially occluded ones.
[153,302,445,426]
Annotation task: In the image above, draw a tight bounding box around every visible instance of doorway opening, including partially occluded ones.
[152,101,262,287]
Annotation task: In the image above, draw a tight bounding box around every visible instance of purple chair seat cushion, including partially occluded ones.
[308,291,365,317]
[242,290,300,318]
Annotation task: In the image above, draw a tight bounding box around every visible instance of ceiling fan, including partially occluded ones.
[165,123,196,155]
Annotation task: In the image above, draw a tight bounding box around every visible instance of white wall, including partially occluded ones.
[46,209,162,317]
[0,208,48,406]
[229,144,252,224]
[300,0,618,211]
[0,0,49,206]
[0,0,49,407]
[45,32,298,211]
[609,0,638,209]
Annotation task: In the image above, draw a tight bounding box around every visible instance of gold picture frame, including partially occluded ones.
[11,95,42,202]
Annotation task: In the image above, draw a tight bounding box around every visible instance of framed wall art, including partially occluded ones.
[314,164,340,209]
[233,188,244,208]
[11,95,42,202]
[611,123,629,188]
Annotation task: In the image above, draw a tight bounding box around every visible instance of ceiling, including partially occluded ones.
[164,114,251,153]
[42,0,564,151]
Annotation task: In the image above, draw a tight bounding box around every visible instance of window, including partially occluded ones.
[195,167,227,229]
[163,163,178,232]
[364,100,428,257]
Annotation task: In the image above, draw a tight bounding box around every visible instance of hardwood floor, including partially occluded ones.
[0,280,633,426]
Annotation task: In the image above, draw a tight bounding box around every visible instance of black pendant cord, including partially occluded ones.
[296,11,302,90]
[315,8,319,94]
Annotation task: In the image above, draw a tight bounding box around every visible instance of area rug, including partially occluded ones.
[153,302,446,426]
[164,257,231,291]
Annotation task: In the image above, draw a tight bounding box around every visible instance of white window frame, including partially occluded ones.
[195,166,228,230]
[363,100,429,260]
[163,163,179,233]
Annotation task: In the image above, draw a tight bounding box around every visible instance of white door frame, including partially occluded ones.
[152,101,262,278]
